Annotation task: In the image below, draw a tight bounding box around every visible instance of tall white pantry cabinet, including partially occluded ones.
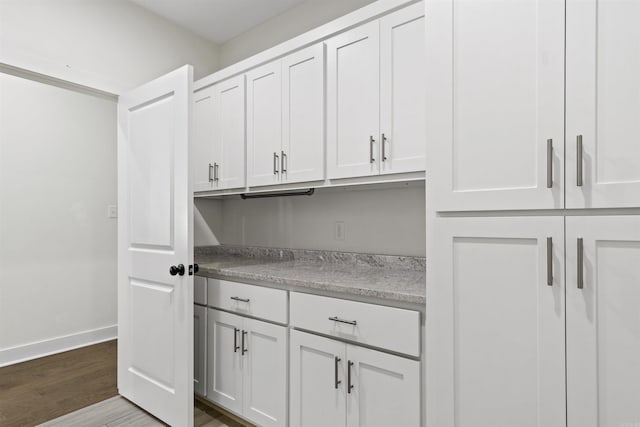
[426,0,640,427]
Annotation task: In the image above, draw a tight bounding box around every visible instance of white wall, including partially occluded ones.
[217,184,425,256]
[0,0,219,94]
[0,73,117,364]
[218,0,375,67]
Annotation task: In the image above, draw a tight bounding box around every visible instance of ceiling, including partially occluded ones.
[129,0,310,45]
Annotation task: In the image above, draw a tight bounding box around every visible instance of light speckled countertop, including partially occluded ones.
[195,246,425,305]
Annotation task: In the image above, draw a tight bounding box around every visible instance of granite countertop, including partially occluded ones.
[195,246,425,305]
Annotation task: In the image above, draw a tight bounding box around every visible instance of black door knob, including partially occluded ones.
[169,264,185,276]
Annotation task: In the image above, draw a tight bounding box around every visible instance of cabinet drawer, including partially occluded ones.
[207,278,288,324]
[290,292,420,357]
[194,276,207,305]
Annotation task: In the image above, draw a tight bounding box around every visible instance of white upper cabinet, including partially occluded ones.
[327,4,426,180]
[327,20,381,179]
[247,61,283,187]
[247,44,325,188]
[379,2,426,175]
[565,0,640,208]
[566,216,640,427]
[192,76,245,192]
[281,44,325,184]
[426,0,565,211]
[214,75,246,190]
[193,85,216,192]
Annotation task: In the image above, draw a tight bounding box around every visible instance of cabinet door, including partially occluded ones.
[346,345,420,427]
[290,330,346,427]
[194,304,207,397]
[247,61,282,187]
[566,1,640,208]
[426,217,565,427]
[379,2,426,175]
[242,319,287,427]
[215,75,246,190]
[193,85,216,192]
[327,20,380,179]
[207,309,243,415]
[282,44,325,184]
[426,0,565,211]
[566,216,640,427]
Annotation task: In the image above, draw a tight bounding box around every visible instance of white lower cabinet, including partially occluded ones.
[290,330,420,427]
[194,304,207,397]
[207,308,287,427]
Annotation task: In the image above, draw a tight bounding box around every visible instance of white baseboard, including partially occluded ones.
[0,325,118,368]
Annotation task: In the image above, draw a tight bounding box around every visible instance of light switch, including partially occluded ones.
[107,205,118,219]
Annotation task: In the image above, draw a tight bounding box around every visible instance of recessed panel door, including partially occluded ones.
[215,75,246,190]
[117,65,194,427]
[193,85,216,192]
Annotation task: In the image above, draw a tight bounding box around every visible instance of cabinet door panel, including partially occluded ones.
[194,304,206,397]
[193,85,216,192]
[282,44,325,184]
[242,319,287,427]
[346,345,420,427]
[327,21,380,179]
[566,216,640,427]
[379,2,426,175]
[426,0,564,210]
[290,330,346,427]
[207,309,243,414]
[427,217,565,427]
[566,0,640,208]
[247,61,282,187]
[215,75,246,190]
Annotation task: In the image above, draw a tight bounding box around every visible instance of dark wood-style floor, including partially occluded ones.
[0,340,245,427]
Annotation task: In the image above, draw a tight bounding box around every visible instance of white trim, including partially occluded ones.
[0,325,118,367]
[194,0,419,91]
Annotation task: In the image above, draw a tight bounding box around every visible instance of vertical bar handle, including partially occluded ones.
[369,136,375,163]
[577,135,583,187]
[577,238,584,289]
[334,357,341,389]
[208,163,214,182]
[273,152,279,175]
[546,237,553,286]
[281,150,287,173]
[546,139,553,188]
[347,360,354,393]
[233,328,240,352]
[241,330,248,355]
[382,133,388,161]
[214,162,219,182]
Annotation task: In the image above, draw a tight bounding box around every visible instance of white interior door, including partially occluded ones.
[216,75,246,190]
[117,65,194,427]
[566,0,640,208]
[247,61,283,187]
[566,215,640,427]
[379,2,426,175]
[326,20,380,180]
[426,0,565,211]
[192,85,216,192]
[282,43,325,184]
[346,345,420,427]
[427,216,565,427]
[290,330,346,427]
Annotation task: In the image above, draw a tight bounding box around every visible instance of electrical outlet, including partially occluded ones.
[335,221,345,241]
[107,205,118,219]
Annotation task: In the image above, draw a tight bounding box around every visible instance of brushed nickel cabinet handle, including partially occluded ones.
[382,133,388,161]
[577,135,583,187]
[546,237,553,286]
[334,356,341,389]
[328,316,357,326]
[273,152,279,174]
[233,328,240,353]
[369,136,375,163]
[577,238,584,289]
[208,163,214,182]
[281,150,287,173]
[214,162,219,182]
[241,330,248,355]
[546,139,553,188]
[347,360,354,394]
[230,296,250,303]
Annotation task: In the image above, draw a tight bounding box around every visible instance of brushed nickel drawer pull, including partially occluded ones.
[577,135,583,187]
[230,296,250,303]
[208,163,214,182]
[241,330,248,355]
[233,328,240,353]
[369,136,375,163]
[347,360,354,393]
[382,133,388,161]
[281,150,287,173]
[334,356,341,389]
[577,238,584,289]
[546,139,553,188]
[328,316,357,326]
[273,152,279,174]
[546,237,553,286]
